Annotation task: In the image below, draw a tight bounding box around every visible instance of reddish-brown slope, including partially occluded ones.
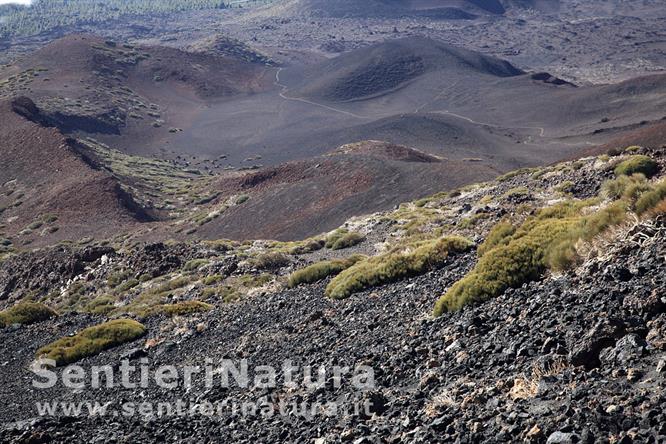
[196,141,498,241]
[574,119,666,158]
[14,34,273,99]
[599,120,666,152]
[0,98,150,247]
[0,35,275,156]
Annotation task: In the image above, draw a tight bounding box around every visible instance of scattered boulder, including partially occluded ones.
[569,318,626,369]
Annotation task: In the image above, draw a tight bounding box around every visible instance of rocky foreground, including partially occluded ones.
[0,147,665,443]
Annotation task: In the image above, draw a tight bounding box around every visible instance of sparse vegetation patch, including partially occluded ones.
[434,199,629,315]
[144,301,212,318]
[288,255,366,288]
[36,319,146,366]
[0,302,57,327]
[326,236,473,300]
[614,155,659,178]
[324,229,365,250]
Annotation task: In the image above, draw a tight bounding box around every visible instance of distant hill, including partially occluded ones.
[2,34,664,223]
[500,0,560,13]
[0,34,274,156]
[290,36,523,102]
[12,34,272,100]
[260,0,507,18]
[201,140,498,240]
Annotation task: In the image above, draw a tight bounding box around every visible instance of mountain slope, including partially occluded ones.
[260,0,506,18]
[0,97,151,246]
[289,36,523,102]
[0,145,664,443]
[0,34,274,155]
[501,0,560,12]
[194,140,498,240]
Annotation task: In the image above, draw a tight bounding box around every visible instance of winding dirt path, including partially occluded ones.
[274,68,368,119]
[273,68,599,148]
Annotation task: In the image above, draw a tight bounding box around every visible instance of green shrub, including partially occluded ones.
[496,168,538,182]
[203,274,224,285]
[434,200,628,315]
[415,198,430,208]
[434,218,581,315]
[326,236,473,300]
[41,226,59,235]
[183,259,208,272]
[290,239,325,255]
[547,201,627,271]
[235,194,250,205]
[201,287,218,299]
[555,181,575,194]
[325,229,349,248]
[237,274,273,289]
[202,239,236,252]
[546,236,579,272]
[534,199,597,220]
[330,232,365,250]
[503,186,529,198]
[602,174,645,200]
[478,221,516,257]
[152,277,190,294]
[116,279,139,293]
[288,255,366,288]
[84,296,116,315]
[42,214,58,223]
[479,195,493,205]
[107,271,130,288]
[198,286,241,303]
[614,155,659,178]
[145,301,212,318]
[36,319,146,366]
[27,221,43,230]
[635,180,666,215]
[216,286,241,303]
[250,252,291,270]
[458,213,488,229]
[579,201,628,240]
[0,302,57,327]
[194,193,220,205]
[622,180,653,203]
[603,177,666,216]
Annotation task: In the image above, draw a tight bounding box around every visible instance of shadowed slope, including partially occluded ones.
[259,0,505,17]
[0,97,151,246]
[289,36,523,102]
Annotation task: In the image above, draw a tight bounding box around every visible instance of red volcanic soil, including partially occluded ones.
[328,140,443,162]
[0,97,150,247]
[196,141,498,241]
[598,120,666,152]
[574,119,666,158]
[16,34,273,99]
[1,34,275,157]
[133,45,272,99]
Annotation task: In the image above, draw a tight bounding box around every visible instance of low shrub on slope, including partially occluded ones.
[326,236,473,300]
[0,302,57,327]
[37,319,146,366]
[435,174,666,315]
[288,255,366,288]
